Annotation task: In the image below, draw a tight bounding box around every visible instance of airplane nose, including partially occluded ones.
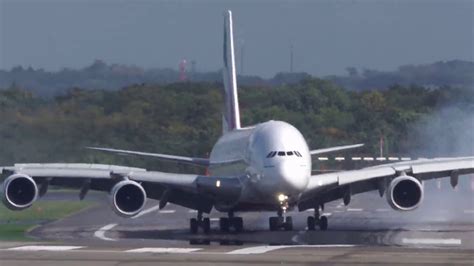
[275,160,309,193]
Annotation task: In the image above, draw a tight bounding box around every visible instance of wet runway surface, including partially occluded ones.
[1,187,473,265]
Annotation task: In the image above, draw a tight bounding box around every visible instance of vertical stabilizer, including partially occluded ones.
[222,10,241,133]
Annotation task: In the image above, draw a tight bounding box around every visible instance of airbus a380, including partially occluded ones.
[1,11,473,234]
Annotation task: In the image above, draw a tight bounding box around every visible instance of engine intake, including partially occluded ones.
[110,180,147,217]
[387,175,423,211]
[1,174,38,210]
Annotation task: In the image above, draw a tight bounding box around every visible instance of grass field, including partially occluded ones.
[0,201,93,241]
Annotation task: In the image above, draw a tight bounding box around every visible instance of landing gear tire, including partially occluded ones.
[190,218,199,234]
[319,216,328,231]
[269,217,279,231]
[203,217,211,233]
[233,217,244,232]
[307,216,316,231]
[219,218,229,232]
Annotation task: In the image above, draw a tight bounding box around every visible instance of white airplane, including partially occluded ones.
[1,11,473,234]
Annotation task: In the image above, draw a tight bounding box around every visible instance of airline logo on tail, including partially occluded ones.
[222,10,241,133]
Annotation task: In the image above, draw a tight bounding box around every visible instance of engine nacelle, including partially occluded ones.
[110,180,147,218]
[386,175,423,211]
[1,174,38,210]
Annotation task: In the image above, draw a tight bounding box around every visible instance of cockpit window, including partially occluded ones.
[266,151,277,158]
[266,151,302,158]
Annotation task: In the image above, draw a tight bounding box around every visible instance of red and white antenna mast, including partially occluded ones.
[179,59,187,81]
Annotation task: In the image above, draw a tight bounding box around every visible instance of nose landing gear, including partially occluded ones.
[269,194,293,231]
[307,206,328,231]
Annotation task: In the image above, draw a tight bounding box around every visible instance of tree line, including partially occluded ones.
[0,78,472,173]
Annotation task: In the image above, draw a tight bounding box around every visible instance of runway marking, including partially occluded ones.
[347,208,363,212]
[126,248,202,253]
[376,208,389,212]
[335,157,345,161]
[159,210,176,214]
[401,238,461,245]
[322,212,332,216]
[133,205,161,219]
[463,210,474,214]
[7,245,83,251]
[317,157,329,161]
[94,223,117,241]
[227,245,356,254]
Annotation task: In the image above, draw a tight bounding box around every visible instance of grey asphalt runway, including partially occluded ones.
[1,183,473,265]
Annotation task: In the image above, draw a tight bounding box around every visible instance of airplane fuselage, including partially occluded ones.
[209,120,311,211]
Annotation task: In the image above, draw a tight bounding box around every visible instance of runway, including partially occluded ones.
[1,186,473,265]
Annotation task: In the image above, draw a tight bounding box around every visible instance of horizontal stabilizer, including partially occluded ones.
[310,143,364,155]
[86,147,209,166]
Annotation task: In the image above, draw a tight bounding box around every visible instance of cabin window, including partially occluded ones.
[266,152,273,158]
[278,151,285,156]
[287,151,294,156]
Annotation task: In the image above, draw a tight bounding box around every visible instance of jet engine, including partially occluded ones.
[386,175,423,211]
[1,174,38,210]
[110,180,147,217]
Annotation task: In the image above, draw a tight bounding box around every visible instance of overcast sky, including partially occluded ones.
[1,0,473,77]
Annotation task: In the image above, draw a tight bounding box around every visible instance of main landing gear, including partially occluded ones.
[307,206,328,231]
[190,211,244,234]
[219,211,244,233]
[190,211,210,234]
[269,194,293,231]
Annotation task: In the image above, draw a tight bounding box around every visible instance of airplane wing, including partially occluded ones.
[309,143,364,155]
[86,147,210,166]
[1,163,241,214]
[299,157,474,210]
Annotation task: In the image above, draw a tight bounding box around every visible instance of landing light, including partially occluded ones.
[277,194,288,202]
[216,180,221,188]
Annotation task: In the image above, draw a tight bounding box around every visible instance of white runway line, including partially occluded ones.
[363,157,374,161]
[335,157,345,161]
[351,157,362,161]
[126,248,202,253]
[402,238,461,245]
[8,245,83,251]
[347,208,363,212]
[317,157,329,161]
[227,246,290,254]
[227,245,356,255]
[159,210,176,214]
[375,157,386,161]
[322,212,332,217]
[94,223,117,241]
[133,205,161,219]
[210,218,220,221]
[400,157,412,161]
[388,157,399,161]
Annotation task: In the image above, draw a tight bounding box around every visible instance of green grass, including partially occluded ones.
[0,201,93,241]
